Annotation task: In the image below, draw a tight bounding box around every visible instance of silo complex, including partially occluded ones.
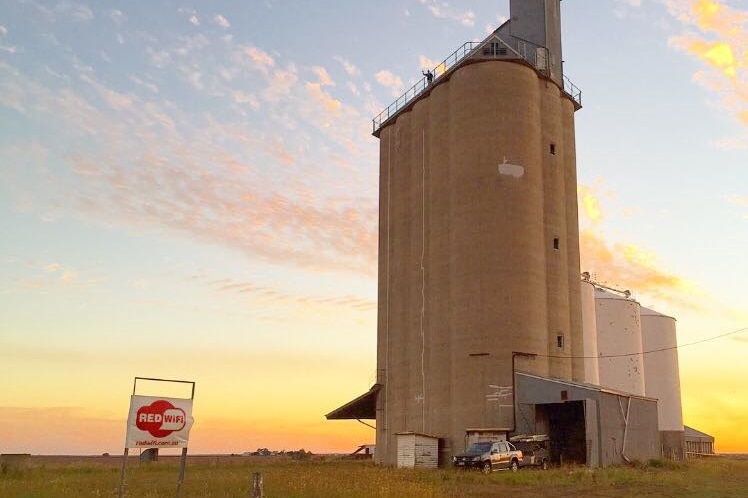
[327,0,684,468]
[594,289,646,396]
[641,307,684,459]
[373,0,583,465]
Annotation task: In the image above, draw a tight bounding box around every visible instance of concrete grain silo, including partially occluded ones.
[369,0,582,465]
[327,1,664,468]
[641,307,684,459]
[595,288,646,396]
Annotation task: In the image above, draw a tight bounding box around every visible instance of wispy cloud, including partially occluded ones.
[712,135,748,149]
[79,73,134,110]
[333,56,361,77]
[312,66,335,87]
[419,55,437,70]
[306,82,341,115]
[109,9,125,23]
[580,229,698,307]
[578,185,604,222]
[726,194,748,218]
[129,75,159,94]
[0,18,381,278]
[214,14,231,29]
[484,15,509,34]
[0,25,15,52]
[418,0,475,27]
[231,90,259,109]
[55,2,94,23]
[7,260,101,291]
[726,194,748,206]
[374,69,403,97]
[578,183,697,307]
[261,64,298,101]
[660,1,748,137]
[192,274,376,313]
[0,61,378,277]
[244,46,275,73]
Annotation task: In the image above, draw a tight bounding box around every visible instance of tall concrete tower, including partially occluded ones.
[373,0,583,465]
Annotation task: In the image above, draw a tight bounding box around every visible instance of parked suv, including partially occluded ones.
[453,441,523,474]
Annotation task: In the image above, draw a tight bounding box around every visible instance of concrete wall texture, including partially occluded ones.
[374,59,582,465]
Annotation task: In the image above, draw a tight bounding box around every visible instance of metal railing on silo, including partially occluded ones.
[372,41,481,133]
[372,36,582,134]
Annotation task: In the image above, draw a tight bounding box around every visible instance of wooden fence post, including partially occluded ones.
[250,472,264,498]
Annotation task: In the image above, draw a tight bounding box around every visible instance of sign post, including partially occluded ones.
[118,377,195,498]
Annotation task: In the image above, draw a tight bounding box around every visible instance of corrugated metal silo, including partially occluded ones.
[579,279,600,384]
[595,288,646,396]
[641,306,684,459]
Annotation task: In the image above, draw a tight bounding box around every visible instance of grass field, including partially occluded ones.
[1,455,746,497]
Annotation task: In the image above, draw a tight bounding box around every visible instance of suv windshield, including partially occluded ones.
[465,442,492,455]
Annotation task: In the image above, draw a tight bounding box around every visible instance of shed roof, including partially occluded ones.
[325,384,380,420]
[517,372,657,402]
[684,425,715,441]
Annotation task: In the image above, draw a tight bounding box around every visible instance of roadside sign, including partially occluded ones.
[118,377,195,498]
[125,395,194,448]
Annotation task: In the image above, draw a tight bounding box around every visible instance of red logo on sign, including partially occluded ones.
[136,400,187,438]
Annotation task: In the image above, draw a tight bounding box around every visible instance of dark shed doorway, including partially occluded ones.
[536,401,586,465]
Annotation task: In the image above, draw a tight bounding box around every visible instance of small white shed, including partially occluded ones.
[395,432,439,469]
[465,428,508,450]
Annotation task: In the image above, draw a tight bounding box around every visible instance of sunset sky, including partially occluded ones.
[1,0,747,455]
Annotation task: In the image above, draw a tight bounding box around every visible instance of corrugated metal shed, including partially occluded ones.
[515,372,661,467]
[684,426,715,456]
[395,432,439,469]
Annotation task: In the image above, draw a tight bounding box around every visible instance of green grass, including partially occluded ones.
[1,456,746,497]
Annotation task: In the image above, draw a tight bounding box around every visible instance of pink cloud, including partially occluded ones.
[1,45,378,279]
[374,70,403,97]
[244,46,275,73]
[311,66,335,87]
[662,0,748,131]
[191,274,376,313]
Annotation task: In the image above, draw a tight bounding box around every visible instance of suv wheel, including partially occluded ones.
[510,459,519,472]
[482,461,492,474]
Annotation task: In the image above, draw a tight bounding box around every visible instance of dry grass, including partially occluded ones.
[1,455,746,497]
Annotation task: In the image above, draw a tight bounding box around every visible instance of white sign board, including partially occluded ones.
[125,395,194,448]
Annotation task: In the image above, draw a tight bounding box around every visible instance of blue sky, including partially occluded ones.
[1,0,747,454]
